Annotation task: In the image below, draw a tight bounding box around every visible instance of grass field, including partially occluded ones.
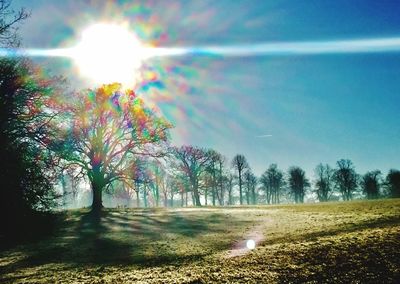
[1,199,399,283]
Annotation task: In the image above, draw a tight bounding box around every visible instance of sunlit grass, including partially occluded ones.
[0,199,399,283]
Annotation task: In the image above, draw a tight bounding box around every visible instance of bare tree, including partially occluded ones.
[147,160,168,207]
[361,170,381,199]
[288,166,310,203]
[216,155,226,205]
[0,0,29,46]
[204,150,225,206]
[231,154,249,205]
[334,159,358,201]
[314,163,334,202]
[244,170,257,205]
[225,173,235,205]
[385,169,400,198]
[171,145,211,206]
[260,164,285,204]
[210,150,222,206]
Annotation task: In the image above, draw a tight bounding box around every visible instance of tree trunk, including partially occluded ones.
[191,179,202,206]
[143,184,148,208]
[277,189,280,204]
[251,186,256,205]
[136,189,140,208]
[212,169,216,206]
[239,169,243,205]
[219,161,224,206]
[193,187,201,206]
[155,184,160,207]
[266,188,270,205]
[181,190,184,207]
[163,191,168,207]
[191,191,195,205]
[91,182,103,213]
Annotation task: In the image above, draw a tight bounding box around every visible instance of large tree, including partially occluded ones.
[0,58,62,213]
[172,145,211,206]
[231,154,249,205]
[314,163,334,202]
[51,83,171,212]
[0,1,64,239]
[333,159,358,201]
[287,166,310,203]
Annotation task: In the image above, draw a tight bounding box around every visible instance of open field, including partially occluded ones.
[1,199,399,283]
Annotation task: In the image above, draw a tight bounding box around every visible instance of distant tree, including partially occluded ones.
[314,163,334,202]
[160,172,172,207]
[129,157,149,208]
[208,150,220,206]
[260,164,285,204]
[333,159,359,201]
[225,173,235,205]
[165,173,185,207]
[288,166,310,203]
[216,155,226,206]
[172,145,211,206]
[112,180,135,207]
[231,154,249,205]
[49,83,171,213]
[167,156,191,207]
[385,169,400,198]
[147,160,167,207]
[203,171,212,205]
[244,170,257,204]
[361,170,381,199]
[205,150,225,206]
[60,168,80,207]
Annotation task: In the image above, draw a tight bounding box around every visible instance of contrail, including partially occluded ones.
[1,37,400,58]
[256,134,273,138]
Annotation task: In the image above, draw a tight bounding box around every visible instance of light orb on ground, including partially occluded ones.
[72,23,148,87]
[246,239,256,250]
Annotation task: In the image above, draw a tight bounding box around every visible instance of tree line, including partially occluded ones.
[61,145,400,208]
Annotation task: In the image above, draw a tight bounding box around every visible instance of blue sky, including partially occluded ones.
[13,0,400,177]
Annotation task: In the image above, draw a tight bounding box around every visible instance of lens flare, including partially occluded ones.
[246,239,256,250]
[72,23,150,87]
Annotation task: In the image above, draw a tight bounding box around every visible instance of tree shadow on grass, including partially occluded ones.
[264,214,400,246]
[0,209,238,280]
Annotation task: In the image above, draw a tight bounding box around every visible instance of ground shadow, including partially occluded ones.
[0,208,238,280]
[262,214,400,247]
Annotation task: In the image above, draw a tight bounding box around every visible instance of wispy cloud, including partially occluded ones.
[256,134,273,138]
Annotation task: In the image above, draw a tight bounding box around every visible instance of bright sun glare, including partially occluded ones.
[73,23,147,87]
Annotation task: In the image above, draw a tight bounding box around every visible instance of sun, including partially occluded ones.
[72,23,148,87]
